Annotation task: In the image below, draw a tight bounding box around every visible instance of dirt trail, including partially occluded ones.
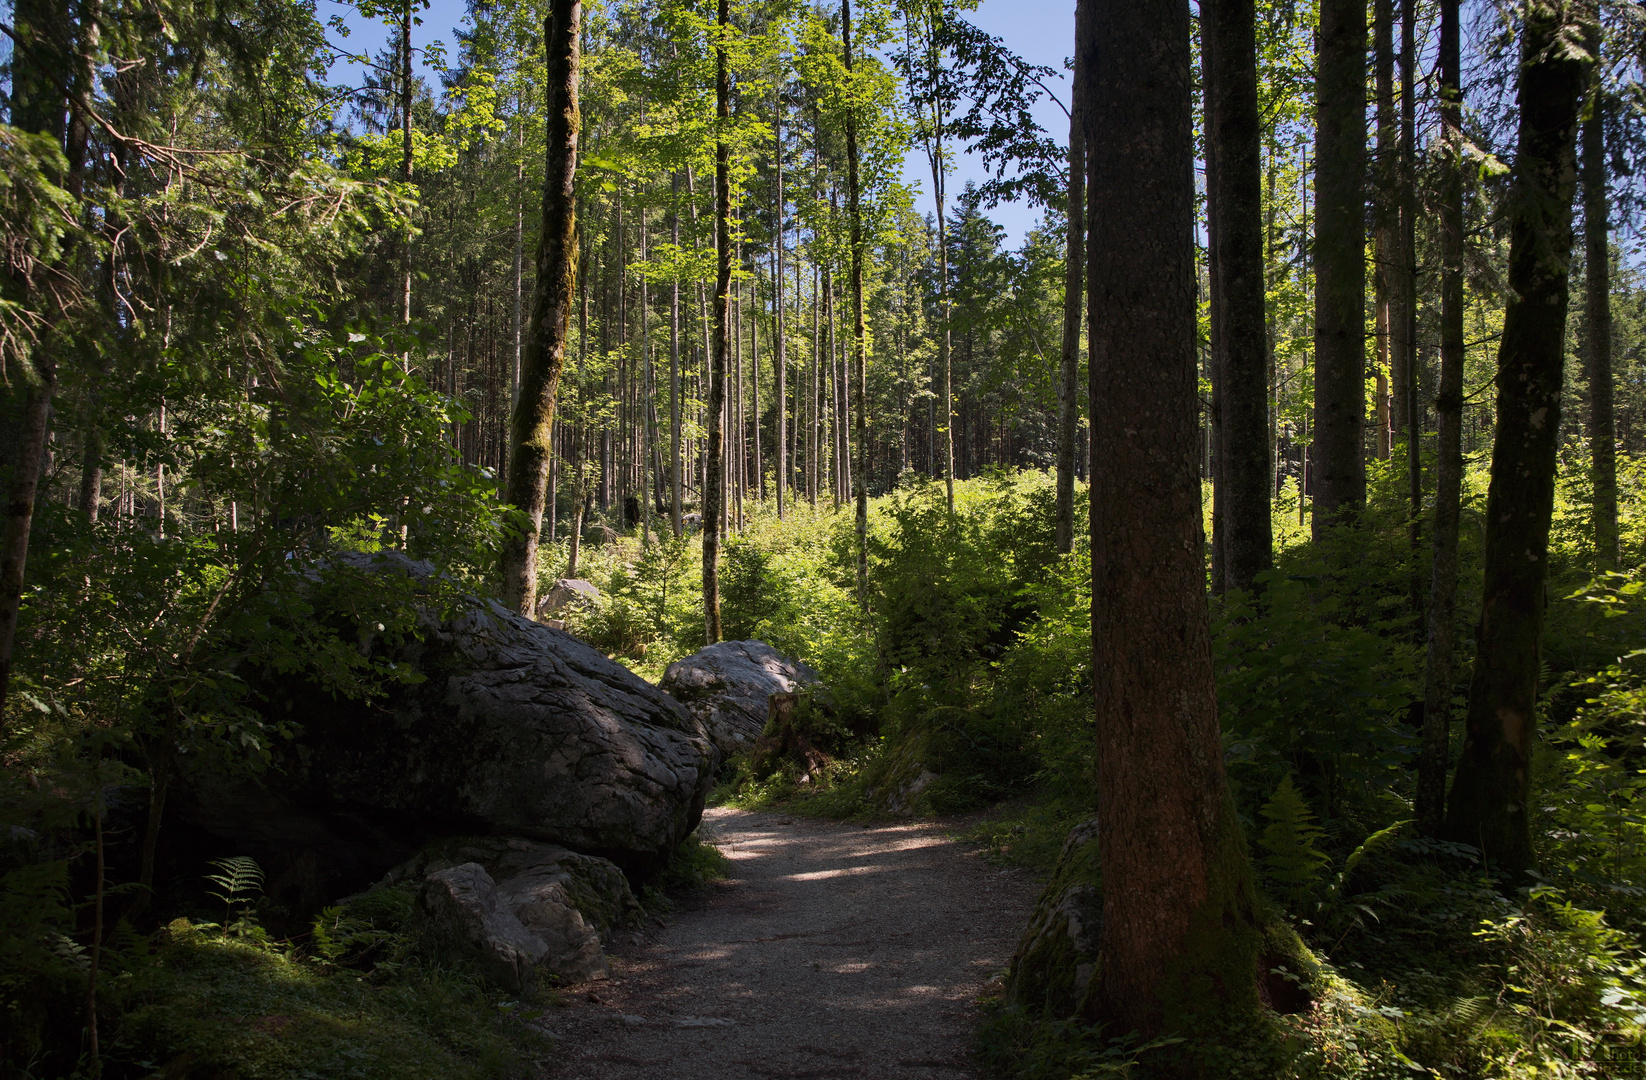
[543,806,1040,1080]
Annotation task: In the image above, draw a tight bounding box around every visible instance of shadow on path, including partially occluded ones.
[542,806,1039,1080]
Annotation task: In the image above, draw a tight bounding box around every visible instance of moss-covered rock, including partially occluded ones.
[377,835,643,941]
[1006,816,1103,1016]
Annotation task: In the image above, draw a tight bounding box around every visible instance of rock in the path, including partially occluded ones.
[660,640,820,758]
[536,578,601,619]
[178,552,717,912]
[1006,816,1102,1017]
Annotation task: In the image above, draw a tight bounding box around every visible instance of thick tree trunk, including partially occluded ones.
[1583,28,1618,570]
[1085,0,1266,1037]
[1417,0,1465,838]
[1055,8,1086,556]
[846,0,869,599]
[1312,0,1367,534]
[499,0,581,616]
[1443,5,1589,876]
[704,0,730,643]
[1205,0,1272,594]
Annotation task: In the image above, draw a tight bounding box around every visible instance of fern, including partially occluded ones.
[1259,775,1331,912]
[204,855,264,932]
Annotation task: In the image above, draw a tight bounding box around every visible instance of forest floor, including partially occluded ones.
[540,806,1040,1080]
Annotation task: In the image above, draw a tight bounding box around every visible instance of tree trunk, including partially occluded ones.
[400,0,414,336]
[704,0,730,644]
[845,0,869,600]
[1400,0,1421,614]
[499,0,581,616]
[1205,0,1272,594]
[1442,4,1590,876]
[1372,0,1395,463]
[774,90,787,518]
[1085,0,1267,1037]
[1312,0,1367,534]
[929,121,955,512]
[1583,26,1618,570]
[671,173,684,537]
[1417,0,1464,838]
[1055,9,1086,556]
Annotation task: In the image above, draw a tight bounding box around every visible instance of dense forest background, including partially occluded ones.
[5,0,1646,1076]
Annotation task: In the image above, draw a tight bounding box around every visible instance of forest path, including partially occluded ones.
[541,806,1040,1080]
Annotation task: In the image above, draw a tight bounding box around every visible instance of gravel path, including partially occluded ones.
[543,806,1040,1080]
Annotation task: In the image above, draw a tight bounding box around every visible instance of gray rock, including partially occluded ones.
[415,863,549,991]
[659,640,821,758]
[383,835,643,941]
[178,552,718,912]
[536,578,601,619]
[1006,817,1103,1018]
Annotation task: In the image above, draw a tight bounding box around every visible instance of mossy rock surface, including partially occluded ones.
[1006,815,1102,1016]
[378,835,642,940]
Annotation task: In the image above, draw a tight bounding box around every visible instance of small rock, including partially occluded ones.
[415,863,547,992]
[673,1017,736,1028]
[619,1014,647,1029]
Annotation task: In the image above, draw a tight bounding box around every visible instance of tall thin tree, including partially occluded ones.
[845,0,870,598]
[500,0,582,615]
[1584,24,1618,570]
[704,0,731,643]
[1443,1,1592,876]
[1417,0,1465,837]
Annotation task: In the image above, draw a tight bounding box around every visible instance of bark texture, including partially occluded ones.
[1086,0,1265,1037]
[1204,0,1272,593]
[1417,0,1464,838]
[501,0,581,616]
[1311,0,1367,534]
[1443,6,1590,875]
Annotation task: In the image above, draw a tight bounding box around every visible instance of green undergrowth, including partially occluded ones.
[112,919,550,1080]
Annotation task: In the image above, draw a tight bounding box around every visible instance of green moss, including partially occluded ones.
[108,921,549,1079]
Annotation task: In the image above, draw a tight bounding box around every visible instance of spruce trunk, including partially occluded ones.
[1312,0,1367,534]
[1085,0,1267,1037]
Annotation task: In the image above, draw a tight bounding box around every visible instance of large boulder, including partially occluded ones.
[659,640,820,758]
[536,578,601,620]
[177,553,718,912]
[414,861,608,988]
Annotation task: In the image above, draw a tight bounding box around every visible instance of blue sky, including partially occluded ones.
[320,0,1076,249]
